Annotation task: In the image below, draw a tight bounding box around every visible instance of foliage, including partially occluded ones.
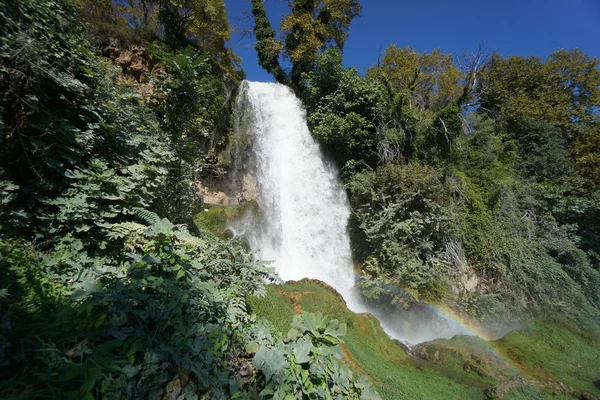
[281,0,361,85]
[250,0,362,88]
[348,163,458,302]
[449,115,600,323]
[75,0,237,70]
[510,116,569,182]
[483,188,600,322]
[570,122,600,194]
[368,45,462,114]
[451,114,516,271]
[366,45,464,162]
[252,312,379,399]
[479,49,600,135]
[251,0,288,84]
[0,212,275,398]
[1,0,97,217]
[150,44,228,223]
[0,0,378,398]
[0,0,175,240]
[302,49,382,178]
[453,115,517,199]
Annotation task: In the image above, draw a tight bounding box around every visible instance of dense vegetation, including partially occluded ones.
[1,0,599,398]
[251,2,600,331]
[250,279,600,399]
[0,0,376,398]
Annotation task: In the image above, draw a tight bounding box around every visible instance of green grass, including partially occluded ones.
[193,200,258,237]
[494,321,600,398]
[248,280,484,399]
[247,279,600,400]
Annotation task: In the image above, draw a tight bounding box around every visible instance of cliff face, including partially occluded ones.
[98,37,248,206]
[100,38,163,100]
[102,38,152,80]
[196,173,258,206]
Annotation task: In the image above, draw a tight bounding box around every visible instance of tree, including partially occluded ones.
[477,49,600,196]
[251,0,288,84]
[510,117,569,182]
[75,0,236,69]
[157,0,230,51]
[368,45,462,114]
[302,49,383,178]
[366,45,464,162]
[348,163,459,303]
[250,0,361,88]
[478,49,600,137]
[570,122,600,193]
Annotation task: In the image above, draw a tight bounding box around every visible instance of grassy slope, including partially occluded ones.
[496,322,600,397]
[248,281,484,399]
[247,280,600,400]
[194,201,258,238]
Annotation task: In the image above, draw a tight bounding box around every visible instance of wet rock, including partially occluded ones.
[392,339,411,354]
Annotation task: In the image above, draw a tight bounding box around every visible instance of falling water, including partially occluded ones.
[232,81,498,345]
[232,81,365,312]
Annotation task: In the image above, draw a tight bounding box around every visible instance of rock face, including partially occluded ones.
[239,174,259,203]
[196,181,231,205]
[411,334,600,399]
[102,38,155,81]
[196,173,258,206]
[412,335,516,381]
[100,38,163,100]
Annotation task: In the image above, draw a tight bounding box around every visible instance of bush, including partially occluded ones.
[348,163,459,303]
[302,49,383,179]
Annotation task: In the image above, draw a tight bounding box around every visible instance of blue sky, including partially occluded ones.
[224,0,600,82]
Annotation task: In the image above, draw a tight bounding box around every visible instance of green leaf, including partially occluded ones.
[292,337,312,364]
[142,254,161,264]
[245,342,260,354]
[252,346,289,381]
[120,365,140,379]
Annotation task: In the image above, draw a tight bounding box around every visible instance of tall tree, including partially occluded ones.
[478,49,600,193]
[250,0,361,88]
[478,49,600,136]
[251,0,288,83]
[368,45,462,114]
[366,45,464,162]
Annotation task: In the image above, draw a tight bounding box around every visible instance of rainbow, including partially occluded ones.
[361,282,525,374]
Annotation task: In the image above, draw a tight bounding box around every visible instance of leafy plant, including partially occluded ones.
[303,49,383,179]
[252,312,379,400]
[348,163,458,303]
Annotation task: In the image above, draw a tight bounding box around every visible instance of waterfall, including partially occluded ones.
[233,81,365,312]
[232,81,491,345]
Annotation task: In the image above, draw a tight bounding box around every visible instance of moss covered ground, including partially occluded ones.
[193,200,258,238]
[247,280,600,400]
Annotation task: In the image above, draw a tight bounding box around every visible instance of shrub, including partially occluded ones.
[348,163,459,303]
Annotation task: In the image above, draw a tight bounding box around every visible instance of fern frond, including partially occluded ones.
[132,207,160,225]
[107,222,146,240]
[174,231,206,248]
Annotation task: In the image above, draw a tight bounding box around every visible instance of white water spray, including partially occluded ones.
[233,81,365,312]
[232,81,491,345]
